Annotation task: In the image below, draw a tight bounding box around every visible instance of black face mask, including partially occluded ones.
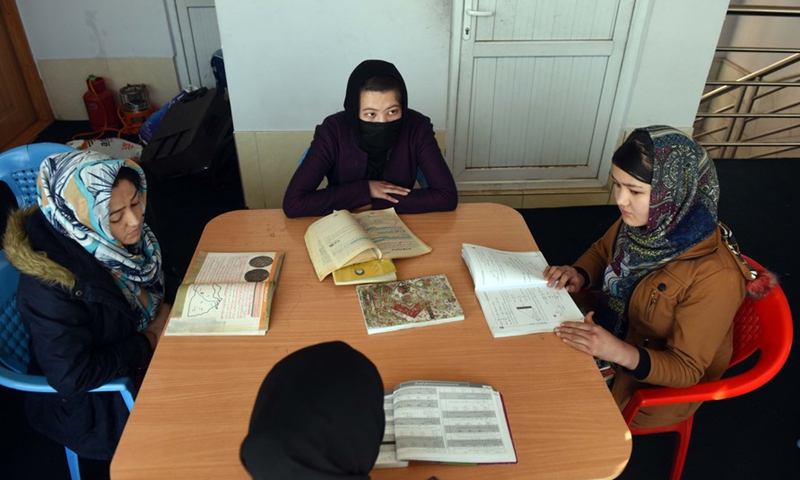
[359,118,403,154]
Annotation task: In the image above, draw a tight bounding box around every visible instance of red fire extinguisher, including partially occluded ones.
[83,75,121,130]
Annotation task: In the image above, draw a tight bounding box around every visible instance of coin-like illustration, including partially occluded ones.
[249,256,273,268]
[244,269,270,282]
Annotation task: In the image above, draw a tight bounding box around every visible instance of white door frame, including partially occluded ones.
[164,0,217,89]
[444,0,656,192]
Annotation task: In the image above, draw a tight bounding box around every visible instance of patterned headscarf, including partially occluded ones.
[594,126,720,337]
[37,150,164,330]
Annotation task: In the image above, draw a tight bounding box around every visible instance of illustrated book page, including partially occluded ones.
[462,243,583,337]
[355,274,464,335]
[391,380,517,464]
[304,208,431,281]
[165,252,283,336]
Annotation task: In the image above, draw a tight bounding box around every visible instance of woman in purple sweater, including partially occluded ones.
[282,59,458,218]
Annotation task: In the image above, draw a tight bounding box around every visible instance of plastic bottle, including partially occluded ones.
[83,75,121,130]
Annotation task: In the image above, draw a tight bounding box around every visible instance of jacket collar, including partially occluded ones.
[4,207,76,290]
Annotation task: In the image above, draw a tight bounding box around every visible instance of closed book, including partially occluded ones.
[333,259,397,286]
[356,274,464,335]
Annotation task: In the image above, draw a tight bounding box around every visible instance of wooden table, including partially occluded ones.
[111,203,631,479]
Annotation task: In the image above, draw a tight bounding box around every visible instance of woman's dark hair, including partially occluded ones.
[612,129,654,184]
[361,75,403,104]
[113,166,142,190]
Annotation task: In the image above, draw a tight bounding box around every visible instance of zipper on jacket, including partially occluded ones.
[645,290,658,319]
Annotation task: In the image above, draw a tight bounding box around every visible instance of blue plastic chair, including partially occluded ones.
[0,143,74,208]
[0,250,135,480]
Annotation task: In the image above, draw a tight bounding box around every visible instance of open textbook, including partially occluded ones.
[165,251,284,336]
[304,208,431,281]
[376,381,517,468]
[462,243,584,338]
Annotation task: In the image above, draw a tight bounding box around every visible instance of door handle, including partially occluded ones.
[463,6,494,40]
[466,9,494,17]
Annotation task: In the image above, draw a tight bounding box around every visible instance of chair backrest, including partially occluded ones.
[0,250,30,374]
[727,255,793,382]
[0,143,74,208]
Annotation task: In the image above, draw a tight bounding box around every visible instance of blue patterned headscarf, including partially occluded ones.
[37,150,164,330]
[594,126,720,337]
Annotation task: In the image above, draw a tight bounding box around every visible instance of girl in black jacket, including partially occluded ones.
[4,150,171,460]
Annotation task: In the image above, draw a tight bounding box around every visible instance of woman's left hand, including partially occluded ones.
[554,312,640,369]
[368,180,410,203]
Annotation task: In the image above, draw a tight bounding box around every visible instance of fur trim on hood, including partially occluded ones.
[3,207,75,290]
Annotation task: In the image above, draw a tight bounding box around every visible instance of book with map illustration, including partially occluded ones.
[462,243,584,338]
[375,380,516,467]
[355,274,464,335]
[165,251,284,336]
[304,208,431,282]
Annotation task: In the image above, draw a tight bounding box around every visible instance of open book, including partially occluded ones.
[356,275,464,335]
[462,243,583,338]
[304,208,431,281]
[376,381,517,467]
[165,251,284,336]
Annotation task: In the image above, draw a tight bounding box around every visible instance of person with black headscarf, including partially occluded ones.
[282,59,458,218]
[240,341,385,479]
[543,126,769,429]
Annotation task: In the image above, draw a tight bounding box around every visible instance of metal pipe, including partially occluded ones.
[699,142,800,147]
[706,81,800,87]
[696,113,800,118]
[727,5,800,17]
[716,46,800,53]
[694,125,728,138]
[740,123,800,142]
[729,80,761,157]
[700,54,800,103]
[748,146,800,159]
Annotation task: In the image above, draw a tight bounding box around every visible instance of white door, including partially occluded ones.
[450,0,635,191]
[167,0,221,89]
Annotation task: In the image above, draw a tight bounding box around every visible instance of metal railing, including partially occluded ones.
[693,5,800,159]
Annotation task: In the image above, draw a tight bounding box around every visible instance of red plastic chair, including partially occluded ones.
[621,256,793,480]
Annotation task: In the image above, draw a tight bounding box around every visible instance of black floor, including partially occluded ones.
[1,122,798,479]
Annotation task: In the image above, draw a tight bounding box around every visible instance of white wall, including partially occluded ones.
[15,0,174,59]
[14,0,179,120]
[216,0,452,131]
[621,0,730,129]
[217,0,727,135]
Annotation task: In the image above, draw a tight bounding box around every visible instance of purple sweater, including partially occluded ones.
[282,110,458,217]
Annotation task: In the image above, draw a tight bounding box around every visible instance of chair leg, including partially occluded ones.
[669,415,694,480]
[65,445,81,480]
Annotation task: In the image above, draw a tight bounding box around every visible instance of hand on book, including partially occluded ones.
[368,180,409,203]
[543,265,584,292]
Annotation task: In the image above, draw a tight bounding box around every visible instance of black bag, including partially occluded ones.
[139,87,232,181]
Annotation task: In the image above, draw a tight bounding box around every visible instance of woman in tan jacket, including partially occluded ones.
[545,125,754,428]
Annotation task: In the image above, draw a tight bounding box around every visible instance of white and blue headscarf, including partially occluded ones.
[37,150,164,330]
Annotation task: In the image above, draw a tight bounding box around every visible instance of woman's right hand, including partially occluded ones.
[368,181,410,203]
[543,265,584,292]
[143,303,172,350]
